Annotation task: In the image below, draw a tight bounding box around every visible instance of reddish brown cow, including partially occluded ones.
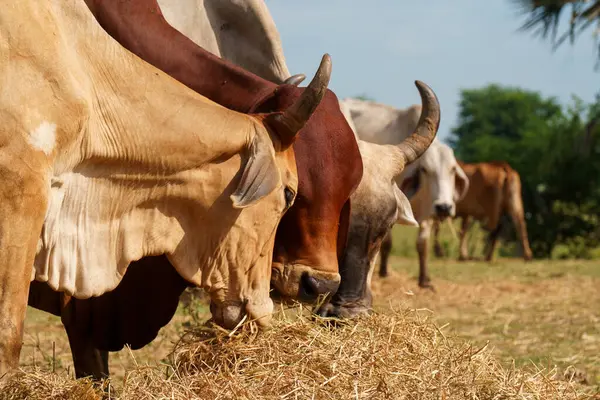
[27,0,362,379]
[432,161,533,261]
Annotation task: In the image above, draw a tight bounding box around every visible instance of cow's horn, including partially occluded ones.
[394,81,440,173]
[273,54,331,142]
[284,74,306,86]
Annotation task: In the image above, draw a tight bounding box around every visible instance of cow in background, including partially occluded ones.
[432,161,533,262]
[341,98,469,289]
[318,86,441,318]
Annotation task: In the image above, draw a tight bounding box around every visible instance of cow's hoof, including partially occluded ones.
[457,255,468,262]
[418,280,436,292]
[379,272,389,278]
[315,302,371,320]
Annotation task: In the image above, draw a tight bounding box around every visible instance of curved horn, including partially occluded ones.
[271,54,332,142]
[283,74,306,86]
[394,81,441,173]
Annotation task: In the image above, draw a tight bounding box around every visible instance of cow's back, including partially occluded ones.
[341,99,421,145]
[158,0,291,83]
[456,161,525,222]
[456,162,506,220]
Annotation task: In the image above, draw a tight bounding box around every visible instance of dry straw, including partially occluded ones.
[1,307,595,400]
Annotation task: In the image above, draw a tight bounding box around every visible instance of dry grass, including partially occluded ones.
[2,307,594,399]
[0,369,101,400]
[372,256,600,390]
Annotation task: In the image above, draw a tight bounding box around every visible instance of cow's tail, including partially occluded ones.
[502,165,523,217]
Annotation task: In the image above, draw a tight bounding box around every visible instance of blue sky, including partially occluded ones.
[267,0,598,141]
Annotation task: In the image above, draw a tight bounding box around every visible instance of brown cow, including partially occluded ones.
[432,161,533,262]
[27,0,362,379]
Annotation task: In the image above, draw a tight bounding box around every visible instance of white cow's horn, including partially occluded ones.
[395,81,440,173]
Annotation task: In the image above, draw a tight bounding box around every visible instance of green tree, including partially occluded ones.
[450,84,562,177]
[513,0,600,68]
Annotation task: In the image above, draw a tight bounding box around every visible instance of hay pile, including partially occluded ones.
[1,308,593,399]
[0,370,102,400]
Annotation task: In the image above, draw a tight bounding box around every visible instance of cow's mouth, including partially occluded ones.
[271,263,340,303]
[209,297,274,329]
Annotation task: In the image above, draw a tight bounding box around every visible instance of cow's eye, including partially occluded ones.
[284,186,296,208]
[419,167,428,175]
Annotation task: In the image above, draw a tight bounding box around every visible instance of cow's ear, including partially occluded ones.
[231,134,280,209]
[400,169,420,199]
[394,185,418,226]
[453,165,469,202]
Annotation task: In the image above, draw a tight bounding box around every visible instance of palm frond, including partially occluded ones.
[513,0,600,70]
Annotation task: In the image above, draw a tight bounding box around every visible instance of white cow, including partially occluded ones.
[341,98,469,289]
[0,0,331,375]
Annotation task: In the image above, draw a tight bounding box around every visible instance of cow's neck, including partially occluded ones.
[86,0,276,113]
[181,47,277,112]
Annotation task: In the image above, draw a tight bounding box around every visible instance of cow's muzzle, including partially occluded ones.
[271,263,340,303]
[434,203,453,219]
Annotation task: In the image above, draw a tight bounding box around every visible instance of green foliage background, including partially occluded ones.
[449,84,600,259]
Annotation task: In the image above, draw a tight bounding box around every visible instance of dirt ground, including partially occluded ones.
[20,256,600,392]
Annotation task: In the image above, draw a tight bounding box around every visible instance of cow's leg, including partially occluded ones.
[64,323,109,380]
[417,220,433,289]
[432,220,445,258]
[482,185,504,262]
[509,209,533,261]
[458,216,471,261]
[0,167,47,376]
[484,218,504,262]
[60,295,109,380]
[378,230,393,278]
[504,174,533,261]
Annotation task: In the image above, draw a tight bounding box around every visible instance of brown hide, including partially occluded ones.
[27,0,362,371]
[455,161,533,260]
[255,90,361,274]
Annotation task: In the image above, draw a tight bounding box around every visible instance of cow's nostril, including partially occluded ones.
[434,203,452,217]
[299,273,340,301]
[300,273,318,298]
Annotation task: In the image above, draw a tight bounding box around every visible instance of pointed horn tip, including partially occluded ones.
[318,54,332,80]
[414,80,441,130]
[413,80,439,102]
[284,74,306,86]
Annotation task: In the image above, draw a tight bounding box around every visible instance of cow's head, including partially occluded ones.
[206,55,334,328]
[317,81,440,318]
[400,141,469,221]
[252,56,363,303]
